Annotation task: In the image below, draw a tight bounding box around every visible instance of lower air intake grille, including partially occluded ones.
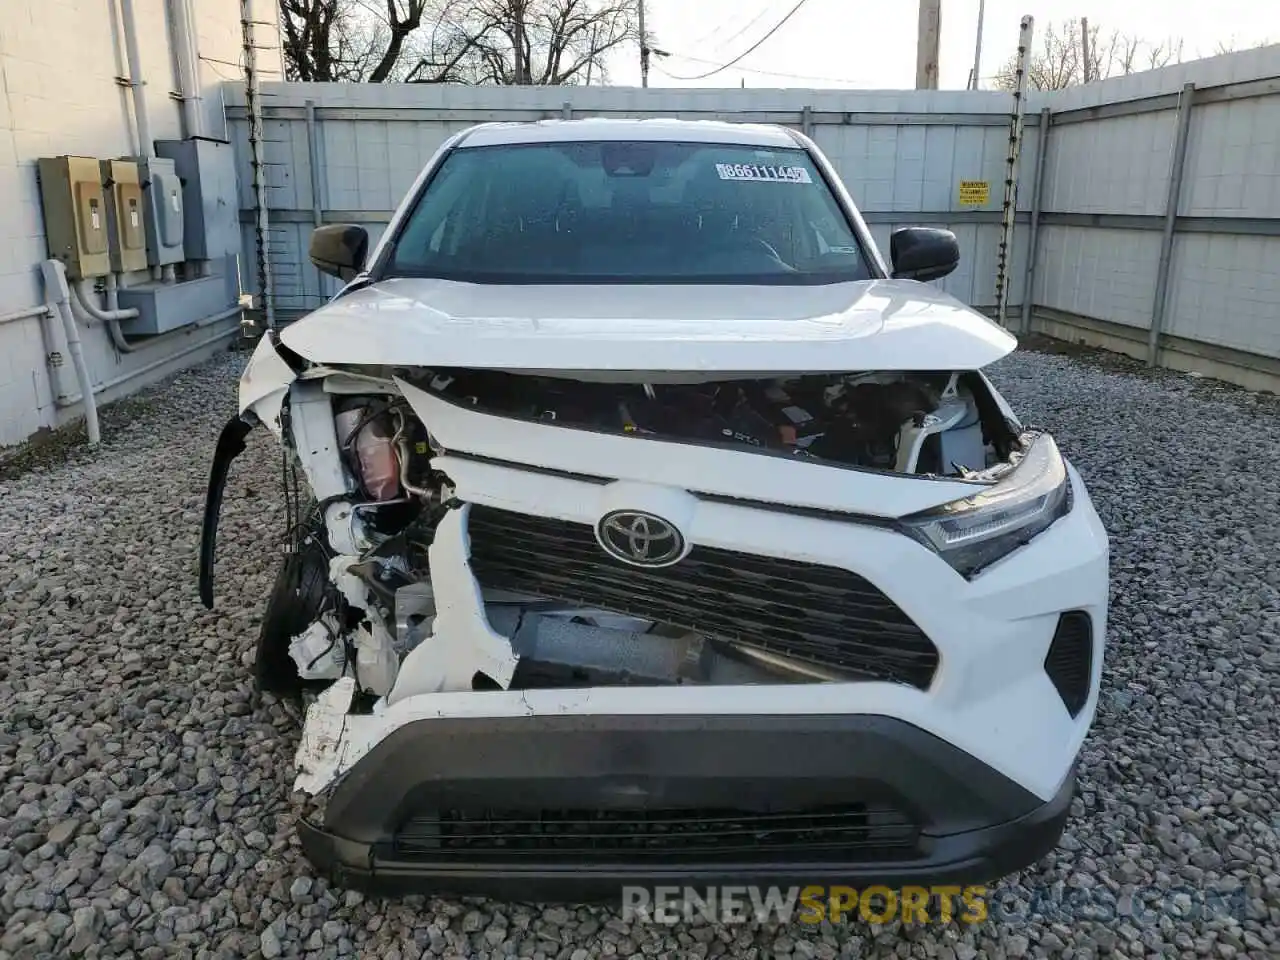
[1044,611,1093,716]
[393,805,920,862]
[464,504,938,688]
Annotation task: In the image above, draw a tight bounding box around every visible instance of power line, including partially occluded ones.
[200,54,244,80]
[654,53,862,86]
[654,0,816,81]
[694,1,783,53]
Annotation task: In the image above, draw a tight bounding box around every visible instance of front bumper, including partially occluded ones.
[298,712,1075,900]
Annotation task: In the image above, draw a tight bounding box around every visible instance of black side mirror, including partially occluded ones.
[309,224,369,282]
[890,227,960,282]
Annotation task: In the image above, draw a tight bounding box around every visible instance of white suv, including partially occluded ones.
[200,118,1109,898]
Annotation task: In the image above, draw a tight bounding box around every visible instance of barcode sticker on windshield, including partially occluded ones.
[715,163,813,184]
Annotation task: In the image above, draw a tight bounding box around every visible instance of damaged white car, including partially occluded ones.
[200,119,1109,898]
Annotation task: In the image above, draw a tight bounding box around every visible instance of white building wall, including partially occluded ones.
[0,0,281,449]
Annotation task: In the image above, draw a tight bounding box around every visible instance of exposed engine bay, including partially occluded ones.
[243,365,1024,714]
[418,367,1012,476]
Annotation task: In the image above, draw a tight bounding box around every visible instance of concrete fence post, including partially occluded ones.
[1149,82,1197,367]
[305,99,325,298]
[1019,107,1052,335]
[305,100,322,230]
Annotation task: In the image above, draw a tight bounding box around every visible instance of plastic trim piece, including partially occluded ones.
[297,713,1076,899]
[199,413,256,608]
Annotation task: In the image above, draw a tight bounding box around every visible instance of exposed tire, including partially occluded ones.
[255,536,330,696]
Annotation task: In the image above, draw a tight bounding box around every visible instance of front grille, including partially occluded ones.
[1044,611,1093,716]
[393,805,920,862]
[465,505,939,689]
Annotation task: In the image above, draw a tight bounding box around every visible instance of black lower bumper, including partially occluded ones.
[297,713,1075,901]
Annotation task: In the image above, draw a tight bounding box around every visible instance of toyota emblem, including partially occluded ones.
[596,510,686,567]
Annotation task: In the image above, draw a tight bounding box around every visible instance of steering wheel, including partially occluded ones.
[752,236,797,271]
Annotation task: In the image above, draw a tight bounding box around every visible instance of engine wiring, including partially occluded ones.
[391,406,434,501]
[280,446,302,554]
[304,602,340,673]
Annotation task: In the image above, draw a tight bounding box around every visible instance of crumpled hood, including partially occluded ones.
[279,276,1016,374]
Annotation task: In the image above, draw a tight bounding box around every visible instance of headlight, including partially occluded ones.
[898,432,1071,577]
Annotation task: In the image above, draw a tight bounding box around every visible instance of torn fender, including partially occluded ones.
[199,413,256,609]
[294,677,358,794]
[384,505,520,701]
[239,330,301,440]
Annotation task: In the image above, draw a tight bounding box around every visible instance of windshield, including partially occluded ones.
[382,140,874,285]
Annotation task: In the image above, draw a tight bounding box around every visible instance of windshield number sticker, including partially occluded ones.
[715,163,812,184]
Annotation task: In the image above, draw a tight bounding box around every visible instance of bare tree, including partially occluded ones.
[280,0,637,84]
[1113,33,1141,76]
[368,1,431,82]
[279,0,375,81]
[1213,35,1274,55]
[993,19,1186,91]
[1144,37,1184,71]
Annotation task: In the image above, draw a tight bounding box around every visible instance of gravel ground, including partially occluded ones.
[1,345,1278,959]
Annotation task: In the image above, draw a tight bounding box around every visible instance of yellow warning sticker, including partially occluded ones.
[958,180,990,206]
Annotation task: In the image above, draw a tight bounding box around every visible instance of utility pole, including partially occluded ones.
[915,0,941,90]
[970,0,985,89]
[512,0,526,84]
[512,0,522,83]
[638,0,649,87]
[585,22,600,84]
[1081,17,1092,83]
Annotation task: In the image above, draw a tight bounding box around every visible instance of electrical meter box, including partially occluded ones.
[101,159,148,273]
[156,138,240,261]
[37,156,111,279]
[140,157,186,266]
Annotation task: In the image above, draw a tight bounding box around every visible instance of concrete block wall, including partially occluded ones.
[0,0,281,449]
[1040,112,1178,217]
[1033,227,1162,329]
[1163,234,1280,358]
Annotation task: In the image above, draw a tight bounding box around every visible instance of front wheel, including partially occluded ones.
[255,536,330,696]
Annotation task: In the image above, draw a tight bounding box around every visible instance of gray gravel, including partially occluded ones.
[1,346,1278,959]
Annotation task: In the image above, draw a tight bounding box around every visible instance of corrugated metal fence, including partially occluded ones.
[225,44,1280,389]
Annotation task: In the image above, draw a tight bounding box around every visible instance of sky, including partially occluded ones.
[599,0,1280,89]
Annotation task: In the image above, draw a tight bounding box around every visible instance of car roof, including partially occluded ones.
[458,117,803,149]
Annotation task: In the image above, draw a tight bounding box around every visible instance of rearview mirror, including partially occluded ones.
[889,227,959,282]
[310,224,369,282]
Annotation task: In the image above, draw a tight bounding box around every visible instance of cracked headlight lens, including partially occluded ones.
[899,432,1071,577]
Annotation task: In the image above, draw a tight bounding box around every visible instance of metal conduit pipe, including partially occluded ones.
[2,303,80,405]
[71,278,146,353]
[53,324,241,409]
[169,0,205,138]
[118,0,154,157]
[72,279,139,322]
[0,304,50,326]
[41,261,101,445]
